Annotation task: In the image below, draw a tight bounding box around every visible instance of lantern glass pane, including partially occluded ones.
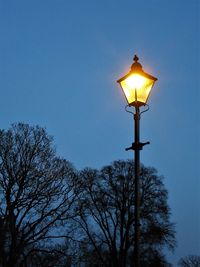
[120,73,155,105]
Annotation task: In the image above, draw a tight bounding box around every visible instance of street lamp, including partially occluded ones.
[117,55,157,267]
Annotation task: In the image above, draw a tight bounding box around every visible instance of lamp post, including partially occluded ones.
[117,55,157,267]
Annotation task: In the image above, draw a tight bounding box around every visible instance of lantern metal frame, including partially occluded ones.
[117,55,157,107]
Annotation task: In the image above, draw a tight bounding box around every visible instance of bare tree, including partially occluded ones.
[0,123,78,267]
[25,242,73,267]
[178,255,200,267]
[75,160,176,267]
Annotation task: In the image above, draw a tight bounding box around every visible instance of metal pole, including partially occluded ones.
[125,106,149,267]
[134,106,140,267]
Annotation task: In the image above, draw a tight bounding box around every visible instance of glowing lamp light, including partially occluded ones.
[117,55,157,107]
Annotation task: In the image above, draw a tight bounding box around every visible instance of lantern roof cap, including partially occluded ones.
[131,55,143,71]
[117,54,158,84]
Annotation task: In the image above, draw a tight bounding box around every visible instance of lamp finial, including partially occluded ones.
[133,55,139,62]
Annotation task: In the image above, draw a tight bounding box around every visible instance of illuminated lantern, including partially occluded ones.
[117,55,157,107]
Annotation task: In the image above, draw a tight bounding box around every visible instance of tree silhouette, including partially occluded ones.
[75,160,176,267]
[178,255,200,267]
[0,123,78,267]
[0,124,176,267]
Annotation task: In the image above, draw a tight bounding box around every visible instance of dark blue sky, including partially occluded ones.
[0,0,199,265]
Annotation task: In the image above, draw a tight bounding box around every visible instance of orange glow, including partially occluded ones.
[119,73,155,106]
